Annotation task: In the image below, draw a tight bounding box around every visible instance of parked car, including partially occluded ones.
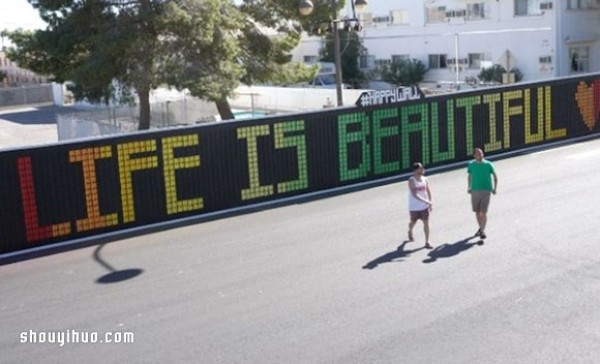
[306,74,352,89]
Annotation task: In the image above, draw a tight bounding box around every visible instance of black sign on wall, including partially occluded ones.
[1,74,599,254]
[355,85,425,107]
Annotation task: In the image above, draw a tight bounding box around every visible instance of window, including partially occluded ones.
[375,59,392,68]
[515,0,543,15]
[570,46,590,72]
[429,54,447,69]
[445,9,466,18]
[448,58,468,66]
[303,55,319,64]
[539,56,552,73]
[567,0,600,8]
[392,54,410,63]
[373,15,390,24]
[466,3,488,20]
[359,55,375,69]
[426,6,447,23]
[390,9,409,25]
[468,53,486,68]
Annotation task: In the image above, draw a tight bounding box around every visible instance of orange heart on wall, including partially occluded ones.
[575,79,600,131]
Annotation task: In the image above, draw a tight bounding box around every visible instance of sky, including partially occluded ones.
[0,0,46,31]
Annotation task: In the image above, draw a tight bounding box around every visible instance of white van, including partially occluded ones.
[306,62,351,89]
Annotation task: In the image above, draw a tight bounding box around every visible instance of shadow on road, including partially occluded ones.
[0,105,73,125]
[422,237,484,264]
[363,240,426,270]
[93,243,143,284]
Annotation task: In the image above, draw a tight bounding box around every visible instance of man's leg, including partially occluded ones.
[472,192,482,234]
[423,219,430,244]
[475,212,483,230]
[479,212,487,232]
[478,192,490,238]
[408,220,416,241]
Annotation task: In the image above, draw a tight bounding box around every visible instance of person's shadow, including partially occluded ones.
[363,240,425,270]
[422,237,484,264]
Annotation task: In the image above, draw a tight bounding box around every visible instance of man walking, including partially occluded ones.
[467,148,498,239]
[408,162,433,249]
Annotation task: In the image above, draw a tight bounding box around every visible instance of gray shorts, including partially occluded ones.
[471,190,491,213]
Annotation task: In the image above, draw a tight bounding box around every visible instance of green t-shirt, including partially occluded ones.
[468,160,495,191]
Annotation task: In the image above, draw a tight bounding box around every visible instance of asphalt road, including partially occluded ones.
[3,138,600,364]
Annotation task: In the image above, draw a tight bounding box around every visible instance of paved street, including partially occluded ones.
[2,138,600,363]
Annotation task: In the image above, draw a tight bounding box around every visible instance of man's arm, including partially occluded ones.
[467,174,472,193]
[492,172,498,194]
[426,181,433,210]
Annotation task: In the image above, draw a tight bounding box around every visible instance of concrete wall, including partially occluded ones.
[229,85,368,111]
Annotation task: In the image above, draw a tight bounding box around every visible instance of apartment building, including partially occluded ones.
[0,51,48,87]
[292,0,600,86]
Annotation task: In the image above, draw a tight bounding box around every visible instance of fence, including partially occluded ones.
[0,84,54,107]
[57,95,219,140]
[1,73,599,255]
[57,86,366,140]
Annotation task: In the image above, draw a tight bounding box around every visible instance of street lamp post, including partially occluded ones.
[332,4,344,106]
[299,0,367,107]
[454,33,460,89]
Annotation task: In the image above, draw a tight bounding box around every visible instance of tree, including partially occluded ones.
[319,30,366,88]
[381,58,428,86]
[208,0,321,120]
[268,62,319,86]
[160,0,245,121]
[6,0,243,130]
[6,0,326,128]
[478,64,523,84]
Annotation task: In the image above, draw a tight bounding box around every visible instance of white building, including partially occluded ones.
[291,0,600,87]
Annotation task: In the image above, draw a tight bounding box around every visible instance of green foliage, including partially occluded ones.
[381,59,428,86]
[478,64,523,83]
[205,0,327,117]
[477,64,504,83]
[5,0,333,126]
[512,67,524,83]
[235,0,320,86]
[269,62,319,86]
[320,30,366,88]
[161,0,244,102]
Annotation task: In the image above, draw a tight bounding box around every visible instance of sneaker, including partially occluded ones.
[475,229,482,237]
[480,232,486,239]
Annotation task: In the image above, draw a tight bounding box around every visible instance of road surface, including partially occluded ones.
[2,138,600,364]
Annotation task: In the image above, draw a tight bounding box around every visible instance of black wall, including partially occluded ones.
[1,74,599,254]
